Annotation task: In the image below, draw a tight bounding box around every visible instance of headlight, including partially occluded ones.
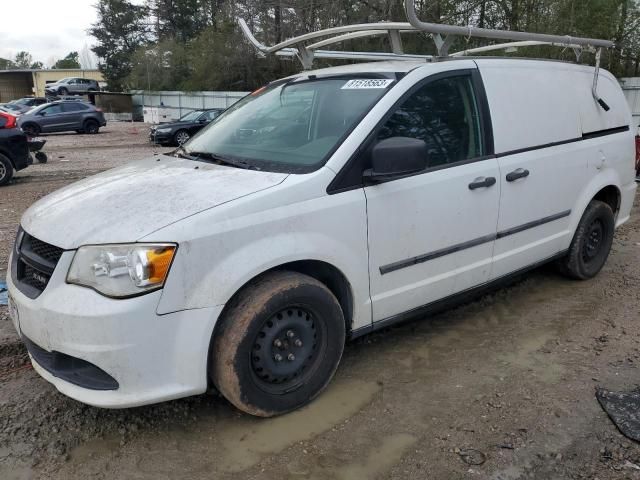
[67,244,177,298]
[156,127,172,133]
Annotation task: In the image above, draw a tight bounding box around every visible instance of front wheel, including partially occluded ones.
[211,271,345,417]
[58,87,68,96]
[21,123,40,137]
[556,200,615,280]
[174,130,190,146]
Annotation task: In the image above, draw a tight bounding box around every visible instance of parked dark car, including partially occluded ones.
[18,101,107,136]
[45,77,100,96]
[0,111,31,186]
[0,103,26,115]
[0,97,47,115]
[149,108,225,146]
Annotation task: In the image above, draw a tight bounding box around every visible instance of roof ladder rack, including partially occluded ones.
[239,0,615,109]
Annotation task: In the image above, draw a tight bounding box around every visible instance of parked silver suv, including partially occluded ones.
[45,78,100,96]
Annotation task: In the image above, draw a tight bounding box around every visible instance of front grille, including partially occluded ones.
[25,235,63,264]
[11,228,64,299]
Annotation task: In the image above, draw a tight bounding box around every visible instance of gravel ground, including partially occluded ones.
[0,124,639,479]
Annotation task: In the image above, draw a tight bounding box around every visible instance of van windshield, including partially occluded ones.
[184,76,395,173]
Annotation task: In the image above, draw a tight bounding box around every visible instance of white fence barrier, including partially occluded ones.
[620,78,640,133]
[131,90,249,122]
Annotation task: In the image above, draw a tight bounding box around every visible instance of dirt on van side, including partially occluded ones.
[1,124,640,479]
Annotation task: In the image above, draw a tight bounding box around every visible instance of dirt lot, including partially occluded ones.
[1,124,640,479]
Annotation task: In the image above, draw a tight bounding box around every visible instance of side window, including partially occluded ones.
[378,75,483,168]
[43,104,64,115]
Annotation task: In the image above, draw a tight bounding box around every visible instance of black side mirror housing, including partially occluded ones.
[363,137,428,184]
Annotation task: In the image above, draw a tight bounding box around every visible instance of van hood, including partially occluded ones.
[21,156,288,249]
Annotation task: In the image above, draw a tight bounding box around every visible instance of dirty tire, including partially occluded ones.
[35,152,47,164]
[83,119,99,134]
[0,153,13,186]
[21,123,40,137]
[556,200,615,280]
[212,271,345,417]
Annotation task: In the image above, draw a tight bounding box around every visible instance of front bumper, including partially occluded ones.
[149,129,173,145]
[7,249,223,408]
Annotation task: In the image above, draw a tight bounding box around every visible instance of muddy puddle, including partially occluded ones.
[62,378,381,477]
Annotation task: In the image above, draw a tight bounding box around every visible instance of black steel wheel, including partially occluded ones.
[0,153,13,186]
[212,271,345,417]
[556,200,615,280]
[250,306,322,394]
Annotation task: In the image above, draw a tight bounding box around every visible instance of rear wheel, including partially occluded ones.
[174,129,190,146]
[0,154,14,186]
[21,123,40,137]
[211,271,345,417]
[556,200,615,280]
[83,119,99,134]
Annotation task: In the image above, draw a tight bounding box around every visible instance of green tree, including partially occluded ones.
[93,0,640,90]
[14,51,33,69]
[30,61,44,70]
[53,52,81,69]
[89,0,150,91]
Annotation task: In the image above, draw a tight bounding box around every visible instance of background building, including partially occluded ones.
[0,69,103,101]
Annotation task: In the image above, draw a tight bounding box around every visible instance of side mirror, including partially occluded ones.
[198,118,207,123]
[39,111,46,116]
[363,137,428,184]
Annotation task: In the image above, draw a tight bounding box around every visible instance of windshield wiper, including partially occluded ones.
[180,149,258,170]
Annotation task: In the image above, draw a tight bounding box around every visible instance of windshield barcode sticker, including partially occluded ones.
[342,79,394,89]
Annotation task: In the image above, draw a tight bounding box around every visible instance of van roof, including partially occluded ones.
[297,57,601,78]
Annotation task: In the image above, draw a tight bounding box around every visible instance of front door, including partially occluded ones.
[38,104,67,132]
[365,70,501,322]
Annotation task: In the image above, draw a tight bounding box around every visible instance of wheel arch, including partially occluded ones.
[0,148,15,168]
[571,169,623,234]
[212,259,355,340]
[592,184,621,216]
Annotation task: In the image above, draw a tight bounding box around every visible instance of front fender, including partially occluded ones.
[154,186,372,331]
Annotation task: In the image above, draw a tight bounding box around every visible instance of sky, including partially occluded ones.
[0,0,144,68]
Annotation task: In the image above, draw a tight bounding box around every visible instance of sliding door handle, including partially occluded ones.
[506,168,530,182]
[468,176,496,190]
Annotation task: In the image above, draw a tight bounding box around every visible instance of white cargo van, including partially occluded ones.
[6,56,637,416]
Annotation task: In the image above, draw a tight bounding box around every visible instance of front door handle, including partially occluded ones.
[506,168,530,182]
[468,176,496,190]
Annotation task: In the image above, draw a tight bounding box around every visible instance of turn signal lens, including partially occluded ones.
[146,247,175,284]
